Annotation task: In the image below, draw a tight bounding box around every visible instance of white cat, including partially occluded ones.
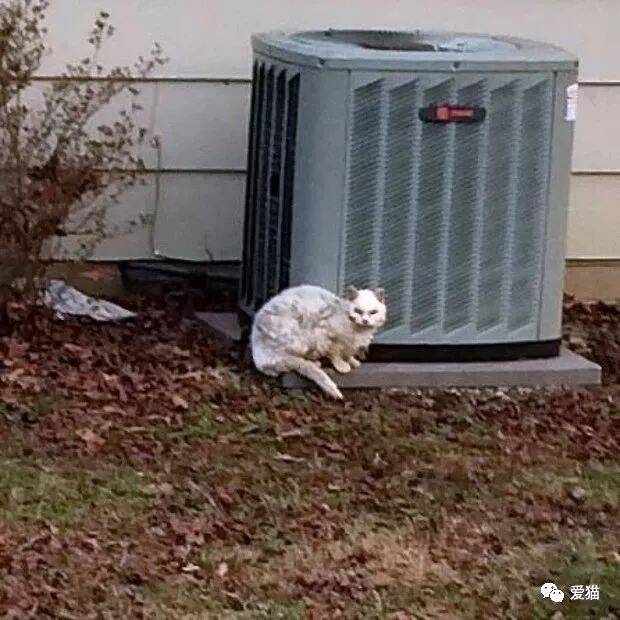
[251,284,387,400]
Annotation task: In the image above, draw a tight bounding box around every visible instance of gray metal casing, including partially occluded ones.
[240,31,577,346]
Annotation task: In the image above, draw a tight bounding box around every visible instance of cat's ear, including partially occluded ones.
[345,285,358,301]
[373,287,386,303]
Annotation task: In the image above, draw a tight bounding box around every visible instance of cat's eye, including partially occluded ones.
[354,308,363,314]
[369,309,378,315]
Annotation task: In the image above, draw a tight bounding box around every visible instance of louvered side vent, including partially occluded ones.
[444,81,487,333]
[380,81,419,330]
[240,62,300,313]
[477,82,518,332]
[508,80,552,330]
[343,80,384,289]
[342,76,553,341]
[410,80,454,333]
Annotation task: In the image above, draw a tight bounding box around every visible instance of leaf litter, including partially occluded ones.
[0,295,617,618]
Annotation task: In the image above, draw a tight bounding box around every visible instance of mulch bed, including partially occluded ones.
[0,295,617,618]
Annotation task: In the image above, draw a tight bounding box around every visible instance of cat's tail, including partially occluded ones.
[280,355,343,401]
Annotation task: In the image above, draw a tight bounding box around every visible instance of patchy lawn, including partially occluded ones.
[0,296,617,618]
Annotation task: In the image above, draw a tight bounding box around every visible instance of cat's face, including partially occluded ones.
[345,287,387,329]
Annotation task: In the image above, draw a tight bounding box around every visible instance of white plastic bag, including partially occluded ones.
[43,280,136,322]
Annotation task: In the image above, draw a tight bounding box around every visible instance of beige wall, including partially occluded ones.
[39,1,620,262]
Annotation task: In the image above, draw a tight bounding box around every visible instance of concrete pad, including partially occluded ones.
[196,311,243,342]
[281,349,601,389]
[194,312,601,388]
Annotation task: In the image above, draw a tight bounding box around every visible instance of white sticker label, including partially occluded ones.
[565,83,578,121]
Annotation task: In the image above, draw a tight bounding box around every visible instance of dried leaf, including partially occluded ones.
[274,452,306,463]
[171,394,189,410]
[76,428,106,449]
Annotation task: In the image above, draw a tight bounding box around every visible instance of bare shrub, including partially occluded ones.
[0,0,166,301]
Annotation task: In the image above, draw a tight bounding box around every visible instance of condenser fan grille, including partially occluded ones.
[342,75,553,342]
[240,61,300,312]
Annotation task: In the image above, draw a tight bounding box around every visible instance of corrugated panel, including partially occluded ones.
[410,80,453,333]
[254,66,275,309]
[239,63,300,312]
[380,80,418,330]
[278,73,300,290]
[240,62,263,305]
[444,80,487,332]
[265,70,287,298]
[343,79,384,289]
[476,81,519,331]
[508,79,552,330]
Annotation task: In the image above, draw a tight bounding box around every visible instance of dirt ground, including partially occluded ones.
[0,294,617,619]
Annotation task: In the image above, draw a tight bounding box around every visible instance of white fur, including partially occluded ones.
[251,284,386,399]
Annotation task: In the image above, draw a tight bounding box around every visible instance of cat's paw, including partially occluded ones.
[349,357,361,368]
[331,359,351,374]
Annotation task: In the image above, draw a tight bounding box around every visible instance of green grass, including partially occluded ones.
[530,538,620,619]
[1,384,617,617]
[162,403,275,443]
[581,462,620,508]
[141,580,306,619]
[0,459,150,524]
[0,397,57,423]
[166,403,220,441]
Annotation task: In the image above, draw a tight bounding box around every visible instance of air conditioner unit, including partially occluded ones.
[239,30,578,361]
